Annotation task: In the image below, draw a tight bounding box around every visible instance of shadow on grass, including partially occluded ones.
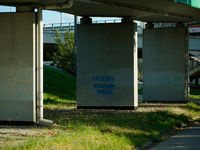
[44,102,200,147]
[190,89,200,96]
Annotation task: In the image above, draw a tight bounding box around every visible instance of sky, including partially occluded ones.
[0,5,120,25]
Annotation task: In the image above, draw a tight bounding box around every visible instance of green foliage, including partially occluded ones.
[138,87,143,95]
[138,58,143,78]
[47,29,76,75]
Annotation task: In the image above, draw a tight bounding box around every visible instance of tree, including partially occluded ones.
[138,58,143,79]
[47,29,76,75]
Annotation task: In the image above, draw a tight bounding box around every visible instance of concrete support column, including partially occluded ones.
[77,22,138,109]
[80,16,92,24]
[143,26,188,102]
[0,12,37,123]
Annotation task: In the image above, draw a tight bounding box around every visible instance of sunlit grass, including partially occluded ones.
[43,66,76,109]
[3,67,200,150]
[190,89,200,99]
[6,102,200,150]
[43,93,76,109]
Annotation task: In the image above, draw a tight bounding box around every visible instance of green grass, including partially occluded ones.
[138,88,143,95]
[6,103,200,150]
[3,67,200,150]
[190,89,200,99]
[43,66,76,108]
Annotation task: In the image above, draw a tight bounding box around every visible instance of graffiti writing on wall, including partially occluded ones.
[159,73,183,86]
[0,61,33,93]
[92,75,115,95]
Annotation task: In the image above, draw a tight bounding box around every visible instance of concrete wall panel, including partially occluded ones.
[0,12,36,122]
[143,27,188,102]
[77,23,138,108]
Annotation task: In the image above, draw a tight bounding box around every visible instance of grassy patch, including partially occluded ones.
[43,66,76,108]
[3,68,200,149]
[138,87,143,95]
[6,102,200,150]
[190,89,200,99]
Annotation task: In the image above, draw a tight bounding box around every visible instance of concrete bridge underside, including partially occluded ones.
[0,0,200,123]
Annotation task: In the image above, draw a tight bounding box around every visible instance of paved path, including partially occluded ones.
[149,124,200,150]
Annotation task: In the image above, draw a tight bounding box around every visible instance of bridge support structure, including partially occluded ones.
[143,23,189,102]
[0,10,37,123]
[77,17,138,109]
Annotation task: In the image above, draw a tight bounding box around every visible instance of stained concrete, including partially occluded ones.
[0,12,36,122]
[143,27,189,102]
[77,22,138,109]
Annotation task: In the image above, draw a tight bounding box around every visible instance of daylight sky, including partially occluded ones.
[0,5,120,24]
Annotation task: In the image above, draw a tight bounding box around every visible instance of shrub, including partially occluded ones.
[47,29,76,75]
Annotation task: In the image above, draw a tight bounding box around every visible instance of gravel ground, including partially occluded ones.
[0,101,199,149]
[0,125,57,149]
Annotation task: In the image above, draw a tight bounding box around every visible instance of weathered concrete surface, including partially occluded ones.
[0,12,36,122]
[77,22,138,108]
[143,27,189,102]
[150,124,200,150]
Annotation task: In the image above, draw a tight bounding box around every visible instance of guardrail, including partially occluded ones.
[43,19,145,33]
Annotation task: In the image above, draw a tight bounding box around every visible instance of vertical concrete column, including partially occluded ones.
[77,22,138,109]
[143,26,188,102]
[0,12,37,122]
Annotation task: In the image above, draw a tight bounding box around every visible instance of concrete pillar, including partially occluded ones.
[80,16,92,24]
[77,22,138,109]
[143,26,188,102]
[0,12,37,123]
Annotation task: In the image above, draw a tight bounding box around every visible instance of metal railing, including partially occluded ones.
[43,19,145,33]
[43,20,200,34]
[43,22,75,33]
